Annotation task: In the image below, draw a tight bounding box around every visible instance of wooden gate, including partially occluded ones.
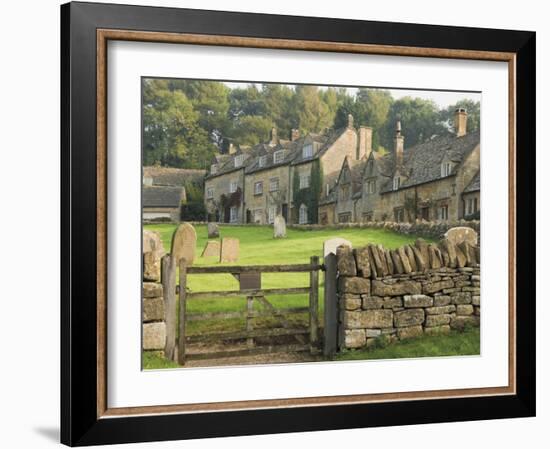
[175,257,323,365]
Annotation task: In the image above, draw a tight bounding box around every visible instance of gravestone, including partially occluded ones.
[143,230,165,256]
[323,238,352,258]
[220,238,239,263]
[207,222,220,239]
[444,227,478,247]
[170,222,197,266]
[273,214,286,238]
[201,240,220,258]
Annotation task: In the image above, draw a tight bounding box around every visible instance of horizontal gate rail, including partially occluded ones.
[187,286,310,300]
[185,344,311,361]
[186,307,309,322]
[186,327,309,343]
[186,263,323,274]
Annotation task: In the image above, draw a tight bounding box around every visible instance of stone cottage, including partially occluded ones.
[142,166,206,222]
[204,115,372,224]
[319,109,480,224]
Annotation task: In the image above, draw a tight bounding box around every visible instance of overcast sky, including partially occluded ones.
[223,82,480,110]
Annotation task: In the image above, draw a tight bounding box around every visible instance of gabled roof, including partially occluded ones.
[463,170,480,193]
[205,145,260,179]
[380,131,480,193]
[143,166,206,186]
[142,185,185,208]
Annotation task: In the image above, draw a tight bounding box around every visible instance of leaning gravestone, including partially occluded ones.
[323,238,352,258]
[273,214,286,238]
[201,240,220,258]
[207,222,220,239]
[170,222,197,266]
[220,238,239,263]
[444,227,478,247]
[143,230,165,256]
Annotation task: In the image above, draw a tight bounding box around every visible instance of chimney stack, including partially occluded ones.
[454,108,468,137]
[270,127,278,145]
[228,143,237,154]
[394,121,404,167]
[358,126,373,160]
[347,114,354,128]
[291,128,300,141]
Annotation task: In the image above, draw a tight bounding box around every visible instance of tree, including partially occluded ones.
[293,85,332,133]
[142,79,215,168]
[228,115,273,147]
[380,96,447,150]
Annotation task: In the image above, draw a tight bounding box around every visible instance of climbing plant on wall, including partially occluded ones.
[292,160,323,224]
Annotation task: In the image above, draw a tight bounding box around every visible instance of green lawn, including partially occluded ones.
[336,327,480,361]
[143,224,441,369]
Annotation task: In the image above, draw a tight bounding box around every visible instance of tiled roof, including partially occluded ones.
[142,186,185,208]
[380,131,480,193]
[463,170,480,193]
[143,166,206,186]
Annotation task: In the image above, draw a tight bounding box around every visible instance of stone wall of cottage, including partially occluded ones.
[335,238,480,350]
[142,251,166,353]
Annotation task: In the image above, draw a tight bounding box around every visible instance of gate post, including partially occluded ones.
[177,258,188,365]
[323,253,338,358]
[309,256,319,352]
[162,254,177,360]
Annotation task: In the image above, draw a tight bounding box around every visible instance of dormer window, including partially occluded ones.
[441,161,452,177]
[210,164,218,174]
[302,144,313,159]
[365,179,376,195]
[258,155,267,168]
[273,150,284,164]
[393,176,401,191]
[234,154,244,168]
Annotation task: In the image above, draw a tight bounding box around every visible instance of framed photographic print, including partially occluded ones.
[61,1,536,446]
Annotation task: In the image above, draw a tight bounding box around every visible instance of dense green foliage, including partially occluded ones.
[180,180,206,221]
[143,79,481,169]
[292,160,323,224]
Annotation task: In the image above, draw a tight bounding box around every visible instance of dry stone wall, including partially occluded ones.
[292,219,480,241]
[142,250,166,352]
[336,238,480,350]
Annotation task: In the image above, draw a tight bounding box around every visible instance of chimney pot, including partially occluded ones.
[347,114,354,128]
[270,127,278,145]
[358,126,373,160]
[228,143,236,154]
[454,108,468,137]
[394,121,404,166]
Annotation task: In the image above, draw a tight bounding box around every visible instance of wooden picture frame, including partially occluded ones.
[61,1,535,445]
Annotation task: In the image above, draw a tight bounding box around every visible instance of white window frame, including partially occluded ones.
[273,150,284,164]
[210,164,218,174]
[254,181,263,195]
[230,206,238,223]
[365,179,376,195]
[269,177,279,192]
[393,176,400,191]
[206,187,214,199]
[441,161,452,177]
[299,204,308,224]
[438,205,449,221]
[299,174,310,189]
[302,144,313,159]
[234,154,244,168]
[229,181,238,193]
[259,155,267,168]
[268,206,276,224]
